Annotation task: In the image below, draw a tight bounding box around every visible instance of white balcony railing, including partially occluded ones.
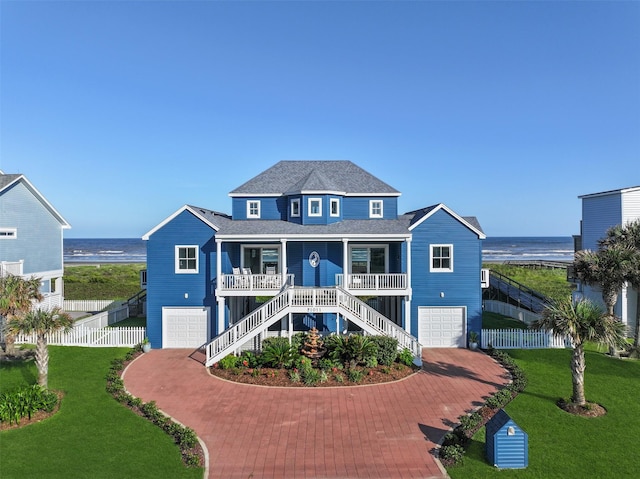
[219,273,294,292]
[335,273,407,291]
[1,260,24,277]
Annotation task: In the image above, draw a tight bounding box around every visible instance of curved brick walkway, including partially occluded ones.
[123,348,508,479]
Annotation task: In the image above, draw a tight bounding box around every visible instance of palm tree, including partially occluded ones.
[573,245,633,356]
[0,274,43,355]
[599,219,640,349]
[6,307,73,388]
[532,297,627,406]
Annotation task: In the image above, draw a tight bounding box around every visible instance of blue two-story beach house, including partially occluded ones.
[143,161,487,365]
[0,171,71,310]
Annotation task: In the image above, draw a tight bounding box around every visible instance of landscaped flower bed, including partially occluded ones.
[209,330,419,387]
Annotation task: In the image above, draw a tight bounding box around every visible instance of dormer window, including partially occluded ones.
[308,198,322,217]
[291,199,300,217]
[330,198,340,217]
[247,200,261,219]
[369,200,383,218]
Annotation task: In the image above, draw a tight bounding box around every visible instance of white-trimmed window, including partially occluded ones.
[290,199,300,217]
[247,200,261,219]
[0,228,17,239]
[308,198,322,217]
[330,198,340,217]
[430,244,453,272]
[369,200,383,218]
[350,245,387,274]
[175,245,198,273]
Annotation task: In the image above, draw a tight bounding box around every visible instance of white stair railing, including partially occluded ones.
[204,286,423,367]
[335,288,422,359]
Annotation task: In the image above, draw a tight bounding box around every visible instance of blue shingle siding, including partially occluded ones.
[146,210,217,348]
[409,208,483,338]
[0,181,63,274]
[342,196,398,220]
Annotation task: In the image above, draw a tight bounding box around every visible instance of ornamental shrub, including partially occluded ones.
[397,348,414,366]
[371,336,398,366]
[0,385,58,425]
[218,354,240,370]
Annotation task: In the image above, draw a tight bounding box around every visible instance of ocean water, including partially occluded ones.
[482,236,574,263]
[64,238,146,263]
[64,236,574,264]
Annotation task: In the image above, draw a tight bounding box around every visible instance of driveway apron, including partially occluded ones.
[124,348,508,479]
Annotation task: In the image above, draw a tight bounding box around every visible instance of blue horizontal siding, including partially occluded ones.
[409,208,482,338]
[0,181,63,274]
[146,210,218,348]
[231,197,281,220]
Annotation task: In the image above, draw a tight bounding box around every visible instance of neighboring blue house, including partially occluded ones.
[574,185,640,337]
[0,171,71,309]
[143,161,487,365]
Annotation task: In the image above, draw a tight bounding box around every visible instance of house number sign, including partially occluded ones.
[309,251,320,268]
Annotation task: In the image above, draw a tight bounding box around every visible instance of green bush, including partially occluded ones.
[371,336,398,366]
[397,348,414,366]
[262,340,296,369]
[347,368,364,383]
[0,385,58,425]
[302,368,321,386]
[439,444,465,466]
[218,354,240,370]
[327,334,377,368]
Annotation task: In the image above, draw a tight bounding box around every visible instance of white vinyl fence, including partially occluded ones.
[481,329,570,349]
[13,326,146,347]
[63,299,122,312]
[73,305,130,328]
[483,300,541,326]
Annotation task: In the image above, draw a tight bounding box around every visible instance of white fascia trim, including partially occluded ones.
[228,193,281,198]
[408,203,487,239]
[21,269,64,280]
[345,192,401,197]
[142,205,220,240]
[3,175,72,228]
[578,186,640,199]
[216,233,412,241]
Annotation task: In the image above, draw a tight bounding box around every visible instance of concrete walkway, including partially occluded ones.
[123,348,508,479]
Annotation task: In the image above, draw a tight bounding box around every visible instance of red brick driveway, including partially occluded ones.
[123,348,508,479]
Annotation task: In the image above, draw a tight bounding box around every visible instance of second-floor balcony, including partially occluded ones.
[336,273,409,295]
[219,273,294,295]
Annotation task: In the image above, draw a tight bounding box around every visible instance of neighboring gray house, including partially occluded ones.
[0,171,71,309]
[574,185,640,336]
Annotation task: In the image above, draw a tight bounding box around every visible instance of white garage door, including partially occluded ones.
[418,306,466,348]
[162,307,209,348]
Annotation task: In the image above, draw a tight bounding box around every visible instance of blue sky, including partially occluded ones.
[1,1,638,238]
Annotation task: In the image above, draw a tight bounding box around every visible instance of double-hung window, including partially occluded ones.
[308,198,322,217]
[175,245,198,274]
[369,200,383,218]
[330,198,340,217]
[290,199,300,217]
[430,244,453,272]
[247,200,261,219]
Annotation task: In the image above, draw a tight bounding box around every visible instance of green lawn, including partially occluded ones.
[447,349,640,478]
[482,311,528,330]
[0,346,202,479]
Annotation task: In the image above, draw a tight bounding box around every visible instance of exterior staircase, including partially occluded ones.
[204,286,422,367]
[487,271,551,313]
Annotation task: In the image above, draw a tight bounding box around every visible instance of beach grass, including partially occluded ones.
[64,263,145,300]
[0,346,202,479]
[484,263,573,302]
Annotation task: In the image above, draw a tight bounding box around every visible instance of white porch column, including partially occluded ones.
[342,239,349,286]
[216,239,222,292]
[217,297,226,335]
[280,238,288,272]
[405,238,412,334]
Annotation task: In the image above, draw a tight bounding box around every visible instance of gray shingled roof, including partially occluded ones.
[0,173,22,192]
[229,161,400,196]
[215,218,413,238]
